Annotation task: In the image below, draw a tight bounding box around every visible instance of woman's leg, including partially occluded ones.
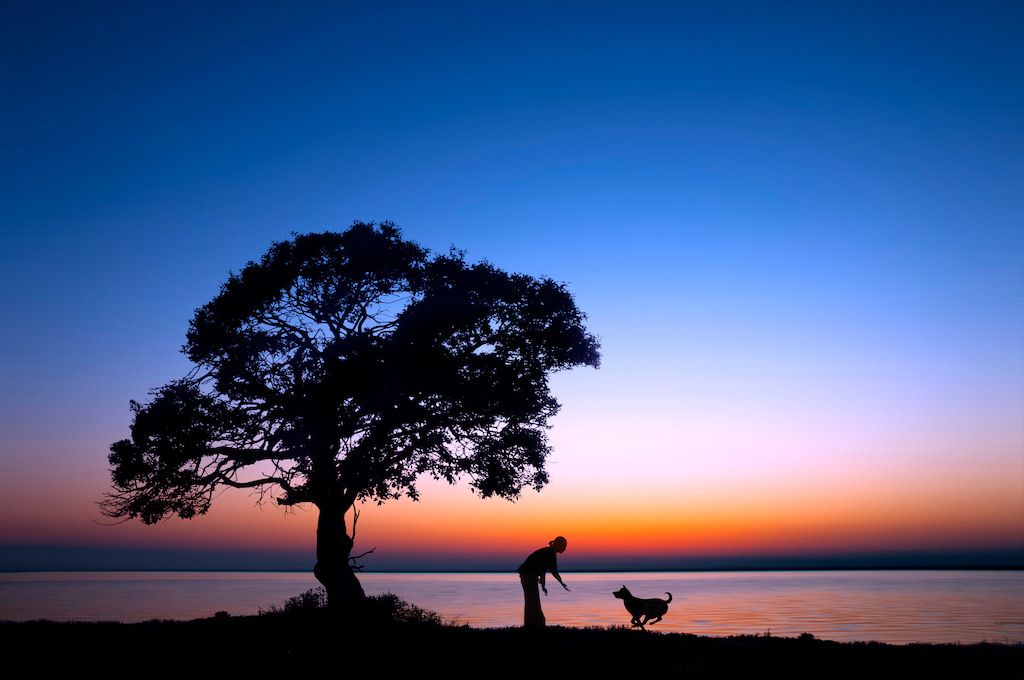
[520,573,546,627]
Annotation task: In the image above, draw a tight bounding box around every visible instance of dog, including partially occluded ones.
[613,585,672,629]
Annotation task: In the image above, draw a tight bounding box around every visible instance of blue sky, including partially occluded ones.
[1,1,1021,570]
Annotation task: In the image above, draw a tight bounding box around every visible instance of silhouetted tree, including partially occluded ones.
[102,222,600,607]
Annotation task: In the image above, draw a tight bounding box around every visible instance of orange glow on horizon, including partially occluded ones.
[5,446,1020,564]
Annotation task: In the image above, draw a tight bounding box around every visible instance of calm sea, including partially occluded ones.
[1,570,1021,644]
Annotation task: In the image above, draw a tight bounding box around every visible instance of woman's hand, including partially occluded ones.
[560,581,570,591]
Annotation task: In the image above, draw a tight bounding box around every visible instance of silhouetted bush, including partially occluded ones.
[258,588,458,627]
[366,592,460,627]
[259,587,328,615]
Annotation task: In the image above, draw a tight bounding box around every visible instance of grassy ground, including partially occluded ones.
[2,594,1020,679]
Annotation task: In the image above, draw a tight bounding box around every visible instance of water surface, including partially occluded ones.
[1,570,1020,644]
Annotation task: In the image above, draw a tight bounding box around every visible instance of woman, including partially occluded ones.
[517,536,570,627]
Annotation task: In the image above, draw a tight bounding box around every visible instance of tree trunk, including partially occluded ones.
[313,499,365,610]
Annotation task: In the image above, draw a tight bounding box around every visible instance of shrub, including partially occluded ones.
[366,592,459,627]
[259,587,328,615]
[259,588,458,627]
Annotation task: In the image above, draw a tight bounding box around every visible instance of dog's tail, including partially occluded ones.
[665,592,673,603]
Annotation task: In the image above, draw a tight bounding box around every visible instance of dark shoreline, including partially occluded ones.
[3,613,1020,679]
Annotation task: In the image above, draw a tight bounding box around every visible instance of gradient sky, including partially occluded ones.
[2,1,1021,571]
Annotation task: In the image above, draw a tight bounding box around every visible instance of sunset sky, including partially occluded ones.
[2,1,1021,572]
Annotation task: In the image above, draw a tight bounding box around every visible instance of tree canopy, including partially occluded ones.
[103,222,600,604]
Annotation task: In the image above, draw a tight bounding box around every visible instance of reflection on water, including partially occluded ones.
[0,571,317,624]
[1,570,1021,644]
[357,571,1024,644]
